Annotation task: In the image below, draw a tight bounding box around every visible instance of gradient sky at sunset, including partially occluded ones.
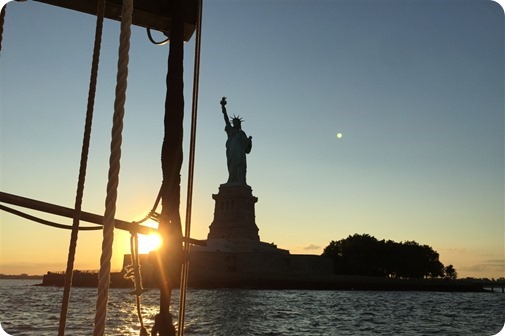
[0,0,503,279]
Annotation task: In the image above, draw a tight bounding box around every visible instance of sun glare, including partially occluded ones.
[138,233,163,254]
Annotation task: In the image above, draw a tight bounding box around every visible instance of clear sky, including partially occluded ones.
[0,0,503,279]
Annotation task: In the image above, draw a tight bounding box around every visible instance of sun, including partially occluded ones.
[138,233,163,254]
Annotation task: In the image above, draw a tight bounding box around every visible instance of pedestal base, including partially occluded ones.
[207,184,260,241]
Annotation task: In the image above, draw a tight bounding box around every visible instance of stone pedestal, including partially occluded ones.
[207,184,260,241]
[188,183,335,287]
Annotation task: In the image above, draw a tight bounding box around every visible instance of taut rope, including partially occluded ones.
[93,0,134,334]
[58,1,107,334]
[0,204,102,231]
[177,0,204,334]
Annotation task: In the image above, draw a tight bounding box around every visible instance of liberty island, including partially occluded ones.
[39,99,490,292]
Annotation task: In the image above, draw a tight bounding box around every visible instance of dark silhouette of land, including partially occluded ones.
[38,233,504,292]
[38,268,501,292]
[40,265,505,292]
[0,273,42,279]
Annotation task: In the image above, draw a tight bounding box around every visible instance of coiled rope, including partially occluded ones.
[58,0,107,335]
[124,232,149,336]
[124,187,162,336]
[93,0,134,334]
[177,0,203,334]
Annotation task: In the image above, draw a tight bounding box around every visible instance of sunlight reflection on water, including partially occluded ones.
[0,280,504,335]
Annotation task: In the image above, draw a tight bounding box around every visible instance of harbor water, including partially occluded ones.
[0,279,504,335]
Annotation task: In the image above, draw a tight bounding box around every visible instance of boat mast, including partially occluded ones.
[155,0,185,333]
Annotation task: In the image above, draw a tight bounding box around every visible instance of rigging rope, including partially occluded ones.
[177,0,203,334]
[93,0,133,333]
[134,185,163,225]
[58,0,107,334]
[147,28,170,46]
[0,204,102,231]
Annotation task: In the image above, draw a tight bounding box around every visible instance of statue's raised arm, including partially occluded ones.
[221,97,231,128]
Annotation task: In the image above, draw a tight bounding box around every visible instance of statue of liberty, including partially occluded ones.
[220,97,252,186]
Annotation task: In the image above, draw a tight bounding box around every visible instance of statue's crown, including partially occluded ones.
[231,115,244,123]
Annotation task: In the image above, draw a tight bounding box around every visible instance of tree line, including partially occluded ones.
[322,234,457,279]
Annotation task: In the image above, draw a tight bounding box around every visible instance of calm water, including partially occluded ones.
[0,279,504,335]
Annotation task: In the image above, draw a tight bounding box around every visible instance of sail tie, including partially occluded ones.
[124,231,149,336]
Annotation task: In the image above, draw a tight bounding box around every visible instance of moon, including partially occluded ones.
[336,132,343,139]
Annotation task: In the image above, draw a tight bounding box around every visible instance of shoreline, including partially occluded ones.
[35,271,503,292]
[0,274,43,280]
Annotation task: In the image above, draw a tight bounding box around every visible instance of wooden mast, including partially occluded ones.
[155,0,185,334]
